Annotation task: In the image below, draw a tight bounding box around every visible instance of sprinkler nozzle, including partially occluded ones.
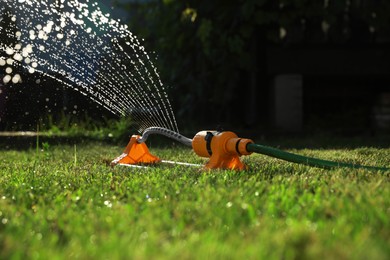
[192,131,254,170]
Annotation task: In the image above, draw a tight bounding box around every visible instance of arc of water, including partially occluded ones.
[114,41,178,131]
[112,44,173,130]
[0,0,179,133]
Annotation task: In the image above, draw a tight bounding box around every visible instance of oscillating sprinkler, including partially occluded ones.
[111,127,253,170]
[111,127,389,171]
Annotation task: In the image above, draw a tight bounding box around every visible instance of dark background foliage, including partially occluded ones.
[1,0,390,135]
[115,0,390,133]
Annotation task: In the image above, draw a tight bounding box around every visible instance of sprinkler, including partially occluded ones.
[111,127,389,171]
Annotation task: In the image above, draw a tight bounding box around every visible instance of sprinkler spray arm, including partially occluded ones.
[137,127,193,147]
[110,127,193,167]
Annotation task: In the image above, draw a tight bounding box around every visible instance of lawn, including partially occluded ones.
[0,139,389,259]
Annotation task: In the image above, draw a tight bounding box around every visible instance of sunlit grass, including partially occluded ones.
[0,142,389,259]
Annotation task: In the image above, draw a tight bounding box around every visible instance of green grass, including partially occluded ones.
[0,141,389,259]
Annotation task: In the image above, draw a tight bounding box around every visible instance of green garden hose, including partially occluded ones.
[247,143,389,171]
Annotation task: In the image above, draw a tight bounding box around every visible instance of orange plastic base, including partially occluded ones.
[206,152,246,170]
[192,131,254,170]
[111,135,160,166]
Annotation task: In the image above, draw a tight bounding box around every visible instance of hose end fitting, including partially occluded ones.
[192,131,254,170]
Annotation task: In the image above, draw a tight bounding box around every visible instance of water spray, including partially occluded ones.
[111,127,389,171]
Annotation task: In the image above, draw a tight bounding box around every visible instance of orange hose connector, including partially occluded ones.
[192,131,253,170]
[111,135,160,166]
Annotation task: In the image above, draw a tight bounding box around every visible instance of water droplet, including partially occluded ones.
[13,53,23,61]
[3,75,12,84]
[38,30,45,39]
[5,48,15,55]
[36,233,43,240]
[5,67,13,74]
[103,200,112,208]
[279,27,287,39]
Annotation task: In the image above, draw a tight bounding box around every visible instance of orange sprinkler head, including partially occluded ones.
[192,131,254,170]
[111,135,160,166]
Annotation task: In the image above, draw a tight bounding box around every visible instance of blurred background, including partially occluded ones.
[1,0,390,137]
